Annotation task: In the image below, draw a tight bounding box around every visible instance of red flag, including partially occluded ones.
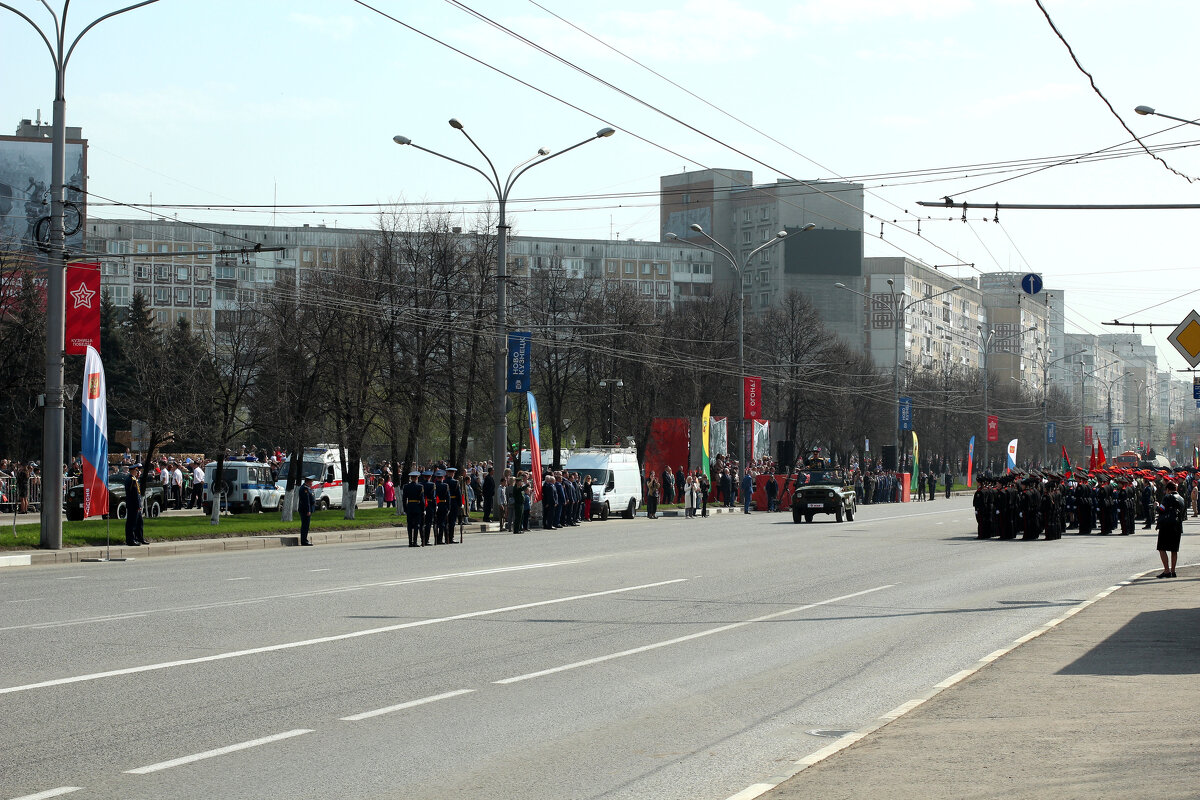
[1089,444,1096,471]
[65,261,101,355]
[1097,440,1106,467]
[743,376,762,420]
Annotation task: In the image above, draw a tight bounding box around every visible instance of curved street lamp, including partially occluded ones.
[668,222,815,470]
[3,0,163,549]
[394,121,614,510]
[1134,105,1200,127]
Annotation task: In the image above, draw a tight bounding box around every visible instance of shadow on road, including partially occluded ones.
[1058,605,1200,676]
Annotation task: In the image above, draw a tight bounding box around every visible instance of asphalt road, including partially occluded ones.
[1,497,1155,800]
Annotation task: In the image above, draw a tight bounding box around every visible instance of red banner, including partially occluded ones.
[645,418,690,498]
[744,376,762,420]
[1084,425,1093,446]
[65,261,100,355]
[986,415,999,442]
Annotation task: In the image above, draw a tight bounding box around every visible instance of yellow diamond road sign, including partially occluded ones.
[1169,309,1200,367]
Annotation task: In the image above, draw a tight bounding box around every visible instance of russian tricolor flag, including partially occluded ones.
[81,345,109,519]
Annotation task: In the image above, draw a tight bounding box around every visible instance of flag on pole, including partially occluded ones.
[910,431,919,493]
[1061,445,1071,472]
[967,435,975,488]
[1097,439,1106,468]
[752,419,770,461]
[81,345,109,518]
[701,403,711,479]
[1006,439,1018,473]
[526,392,542,502]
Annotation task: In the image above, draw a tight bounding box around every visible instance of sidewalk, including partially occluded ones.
[754,564,1200,800]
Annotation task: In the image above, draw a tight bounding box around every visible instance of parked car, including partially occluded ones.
[64,477,168,521]
[790,468,856,523]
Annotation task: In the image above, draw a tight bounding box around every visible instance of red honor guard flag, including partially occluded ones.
[743,376,762,420]
[81,345,109,518]
[65,262,101,355]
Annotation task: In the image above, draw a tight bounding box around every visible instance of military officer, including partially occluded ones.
[420,469,436,546]
[445,467,462,543]
[402,470,424,547]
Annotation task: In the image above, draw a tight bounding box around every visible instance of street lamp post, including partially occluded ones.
[668,223,814,470]
[977,325,1037,471]
[3,0,163,549]
[598,378,623,443]
[835,280,963,472]
[1035,348,1076,466]
[394,121,614,509]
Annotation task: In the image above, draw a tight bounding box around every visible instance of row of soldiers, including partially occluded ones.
[973,470,1189,540]
[400,468,466,547]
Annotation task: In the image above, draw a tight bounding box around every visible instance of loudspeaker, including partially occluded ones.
[881,445,898,472]
[777,441,795,469]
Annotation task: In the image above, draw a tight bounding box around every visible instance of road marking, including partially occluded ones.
[124,729,313,774]
[8,788,83,800]
[123,587,157,592]
[495,585,893,685]
[341,689,475,721]
[0,554,32,568]
[4,598,42,603]
[308,568,330,572]
[226,577,252,581]
[0,560,587,632]
[0,578,687,696]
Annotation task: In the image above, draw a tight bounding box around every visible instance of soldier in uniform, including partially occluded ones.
[402,470,424,547]
[433,470,451,544]
[1076,479,1094,534]
[420,469,436,546]
[445,467,462,544]
[974,478,993,539]
[1118,478,1136,535]
[125,465,148,546]
[1021,476,1041,540]
[1098,479,1115,535]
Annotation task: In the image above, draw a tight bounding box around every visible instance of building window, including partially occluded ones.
[302,249,314,263]
[743,230,752,244]
[195,266,209,281]
[109,285,130,306]
[760,270,770,285]
[153,287,171,305]
[216,288,236,303]
[761,206,770,220]
[759,292,769,308]
[641,262,651,275]
[623,261,635,275]
[605,260,618,275]
[156,243,170,254]
[196,245,210,260]
[135,263,151,280]
[106,240,130,255]
[155,310,168,325]
[154,263,170,280]
[176,265,190,281]
[215,265,236,280]
[135,242,149,254]
[743,209,751,222]
[174,287,191,305]
[195,289,211,304]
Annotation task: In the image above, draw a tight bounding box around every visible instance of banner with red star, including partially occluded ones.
[65,261,100,355]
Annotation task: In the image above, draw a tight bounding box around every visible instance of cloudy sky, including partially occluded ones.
[6,0,1200,368]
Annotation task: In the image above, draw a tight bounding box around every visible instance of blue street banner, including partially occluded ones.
[506,331,532,392]
[1046,421,1056,444]
[1111,428,1120,449]
[898,396,913,431]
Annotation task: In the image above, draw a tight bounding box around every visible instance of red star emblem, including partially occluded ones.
[70,281,96,310]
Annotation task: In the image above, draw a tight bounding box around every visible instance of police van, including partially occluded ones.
[274,445,367,510]
[202,459,283,514]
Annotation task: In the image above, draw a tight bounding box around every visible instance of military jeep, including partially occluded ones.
[790,468,856,523]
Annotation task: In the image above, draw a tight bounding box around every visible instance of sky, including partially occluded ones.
[6,0,1200,371]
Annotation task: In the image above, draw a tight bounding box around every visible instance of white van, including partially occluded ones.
[202,459,283,514]
[274,445,367,510]
[565,447,642,520]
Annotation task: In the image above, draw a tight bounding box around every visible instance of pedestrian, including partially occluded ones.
[384,475,395,508]
[765,473,778,512]
[433,470,451,544]
[124,465,148,546]
[741,469,754,514]
[542,473,558,529]
[171,462,184,510]
[699,471,710,517]
[375,478,385,508]
[298,476,315,546]
[1156,481,1185,578]
[482,466,496,522]
[512,473,527,534]
[445,467,462,543]
[684,475,696,517]
[662,467,675,505]
[190,460,205,509]
[646,474,660,519]
[944,470,952,499]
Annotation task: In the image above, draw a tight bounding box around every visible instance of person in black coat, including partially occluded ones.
[298,477,316,546]
[481,467,496,522]
[542,474,558,529]
[125,465,148,546]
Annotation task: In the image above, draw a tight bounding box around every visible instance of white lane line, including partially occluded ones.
[0,560,585,632]
[495,585,893,685]
[0,579,687,696]
[54,576,86,581]
[5,598,42,603]
[123,587,157,592]
[124,729,313,774]
[31,615,147,630]
[226,577,252,581]
[308,568,330,572]
[8,788,83,800]
[341,689,475,721]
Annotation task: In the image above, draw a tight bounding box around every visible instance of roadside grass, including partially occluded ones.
[0,507,407,550]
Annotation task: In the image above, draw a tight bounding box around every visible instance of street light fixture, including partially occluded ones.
[394,120,614,510]
[3,0,163,549]
[668,222,815,469]
[977,324,1038,471]
[835,279,963,472]
[1134,105,1200,127]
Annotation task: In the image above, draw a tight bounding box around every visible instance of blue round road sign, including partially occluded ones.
[1020,273,1043,295]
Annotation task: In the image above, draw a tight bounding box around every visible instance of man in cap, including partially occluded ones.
[297,476,316,546]
[420,470,436,546]
[125,465,148,546]
[402,471,424,547]
[445,467,462,543]
[433,470,451,544]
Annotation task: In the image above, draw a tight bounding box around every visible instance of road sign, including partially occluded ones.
[1020,273,1043,295]
[1193,377,1200,399]
[1168,310,1200,368]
